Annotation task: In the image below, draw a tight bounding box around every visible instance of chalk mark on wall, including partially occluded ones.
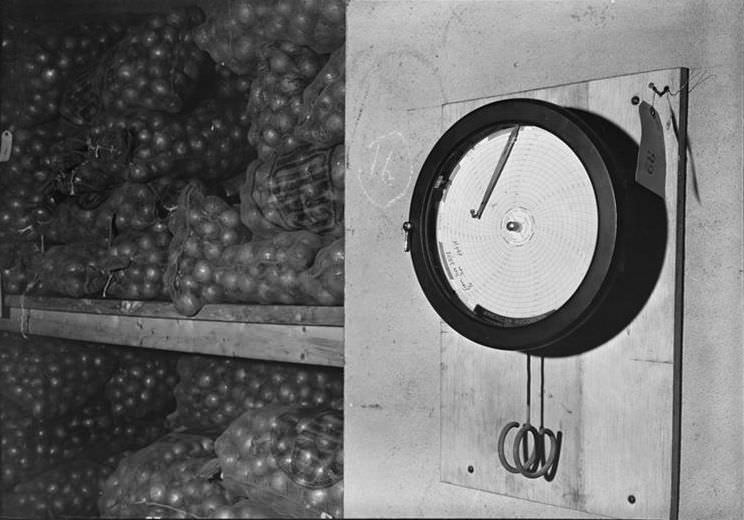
[358,130,414,209]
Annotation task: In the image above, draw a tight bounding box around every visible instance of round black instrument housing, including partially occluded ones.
[407,98,667,356]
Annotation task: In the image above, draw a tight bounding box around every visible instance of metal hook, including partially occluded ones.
[648,82,670,98]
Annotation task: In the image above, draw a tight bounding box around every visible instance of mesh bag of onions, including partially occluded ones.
[59,58,109,128]
[25,240,112,298]
[298,235,344,305]
[240,143,344,236]
[213,230,338,305]
[192,0,345,75]
[99,7,212,114]
[169,355,343,431]
[76,99,254,186]
[167,207,336,315]
[245,41,326,159]
[0,241,41,295]
[64,116,135,194]
[57,17,144,127]
[191,2,262,77]
[255,0,346,54]
[0,121,88,243]
[167,182,343,315]
[38,198,115,244]
[40,179,183,244]
[164,182,251,316]
[127,100,255,184]
[67,109,175,193]
[102,220,173,301]
[0,19,130,130]
[215,405,344,518]
[98,433,226,518]
[295,44,345,148]
[99,431,310,518]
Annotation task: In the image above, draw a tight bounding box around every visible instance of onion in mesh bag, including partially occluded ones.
[240,143,344,236]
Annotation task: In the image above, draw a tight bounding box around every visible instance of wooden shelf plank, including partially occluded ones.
[0,306,344,367]
[2,296,344,326]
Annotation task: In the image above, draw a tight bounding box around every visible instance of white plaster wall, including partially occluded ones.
[345,1,743,518]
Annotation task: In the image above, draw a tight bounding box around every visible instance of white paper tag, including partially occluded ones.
[0,130,12,162]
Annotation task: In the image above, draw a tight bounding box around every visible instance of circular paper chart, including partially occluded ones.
[435,125,599,323]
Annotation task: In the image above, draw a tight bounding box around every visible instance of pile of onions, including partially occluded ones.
[166,186,250,316]
[1,459,115,519]
[98,434,233,519]
[0,242,42,295]
[66,117,133,192]
[105,349,179,419]
[0,337,116,419]
[245,41,325,159]
[215,406,343,518]
[299,235,344,305]
[41,180,179,244]
[30,241,110,298]
[240,143,344,236]
[167,181,343,314]
[0,20,128,129]
[104,221,172,301]
[171,355,343,431]
[0,122,83,243]
[169,180,344,312]
[0,396,34,432]
[1,397,166,490]
[127,100,254,183]
[0,192,45,243]
[295,45,345,148]
[192,0,345,76]
[100,8,210,114]
[214,64,253,105]
[215,230,328,305]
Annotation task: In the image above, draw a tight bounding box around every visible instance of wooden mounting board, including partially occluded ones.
[440,69,684,519]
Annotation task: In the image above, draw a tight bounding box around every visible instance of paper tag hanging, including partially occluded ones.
[0,130,12,162]
[635,101,666,199]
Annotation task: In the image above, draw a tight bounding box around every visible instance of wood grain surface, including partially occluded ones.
[0,304,344,367]
[440,69,682,519]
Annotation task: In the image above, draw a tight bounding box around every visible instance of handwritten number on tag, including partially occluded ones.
[645,150,656,175]
[635,101,666,198]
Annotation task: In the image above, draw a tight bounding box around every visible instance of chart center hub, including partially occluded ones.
[500,207,534,246]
